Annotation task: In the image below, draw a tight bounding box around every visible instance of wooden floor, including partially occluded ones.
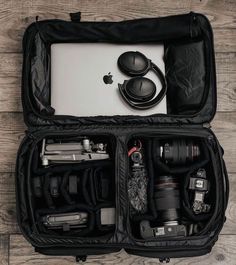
[0,0,235,264]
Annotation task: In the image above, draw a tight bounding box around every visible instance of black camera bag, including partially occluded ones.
[15,12,229,262]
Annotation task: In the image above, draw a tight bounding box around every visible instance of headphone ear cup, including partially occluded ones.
[119,75,167,110]
[119,77,157,103]
[118,51,151,76]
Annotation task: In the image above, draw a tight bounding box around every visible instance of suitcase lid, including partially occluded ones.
[21,12,216,128]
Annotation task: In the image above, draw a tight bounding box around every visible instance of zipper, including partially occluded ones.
[207,132,229,214]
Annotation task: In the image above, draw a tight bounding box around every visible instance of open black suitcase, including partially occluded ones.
[16,12,229,262]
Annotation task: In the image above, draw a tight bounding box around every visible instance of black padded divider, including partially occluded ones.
[42,172,55,209]
[93,167,115,204]
[81,168,94,206]
[60,171,74,205]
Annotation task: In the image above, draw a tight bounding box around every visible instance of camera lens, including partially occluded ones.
[154,176,180,224]
[131,151,143,164]
[160,139,200,165]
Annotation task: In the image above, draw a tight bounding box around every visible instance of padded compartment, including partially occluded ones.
[127,135,217,240]
[29,134,116,238]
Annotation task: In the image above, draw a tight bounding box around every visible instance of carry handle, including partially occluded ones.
[70,12,81,22]
[76,255,87,262]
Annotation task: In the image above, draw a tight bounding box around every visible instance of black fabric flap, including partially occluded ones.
[21,12,216,127]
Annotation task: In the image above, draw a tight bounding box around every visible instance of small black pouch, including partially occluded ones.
[165,40,206,114]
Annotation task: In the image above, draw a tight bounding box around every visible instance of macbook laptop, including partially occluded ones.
[51,43,166,116]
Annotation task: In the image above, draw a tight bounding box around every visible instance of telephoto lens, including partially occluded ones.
[154,175,180,225]
[140,175,187,239]
[160,139,200,165]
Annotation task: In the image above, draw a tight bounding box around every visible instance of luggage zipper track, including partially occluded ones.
[22,14,216,128]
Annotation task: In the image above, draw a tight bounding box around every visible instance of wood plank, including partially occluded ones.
[0,173,19,234]
[212,112,236,173]
[0,0,235,53]
[0,234,8,265]
[9,234,236,265]
[216,53,236,112]
[191,0,236,28]
[222,173,236,234]
[0,51,235,112]
[214,28,236,53]
[0,112,25,173]
[0,0,191,53]
[0,79,22,112]
[0,53,21,112]
[0,53,21,79]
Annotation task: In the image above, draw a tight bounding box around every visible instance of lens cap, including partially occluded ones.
[118,51,150,76]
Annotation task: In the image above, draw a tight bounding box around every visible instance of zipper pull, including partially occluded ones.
[159,257,170,263]
[76,255,87,262]
[203,122,211,129]
[70,12,81,22]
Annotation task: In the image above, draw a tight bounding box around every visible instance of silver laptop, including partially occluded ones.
[51,43,166,116]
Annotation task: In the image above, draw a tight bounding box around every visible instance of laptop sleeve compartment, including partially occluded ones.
[22,12,216,126]
[15,12,229,259]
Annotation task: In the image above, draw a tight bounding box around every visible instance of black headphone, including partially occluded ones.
[118,51,167,110]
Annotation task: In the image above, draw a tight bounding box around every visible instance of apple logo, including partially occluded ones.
[103,72,113,84]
